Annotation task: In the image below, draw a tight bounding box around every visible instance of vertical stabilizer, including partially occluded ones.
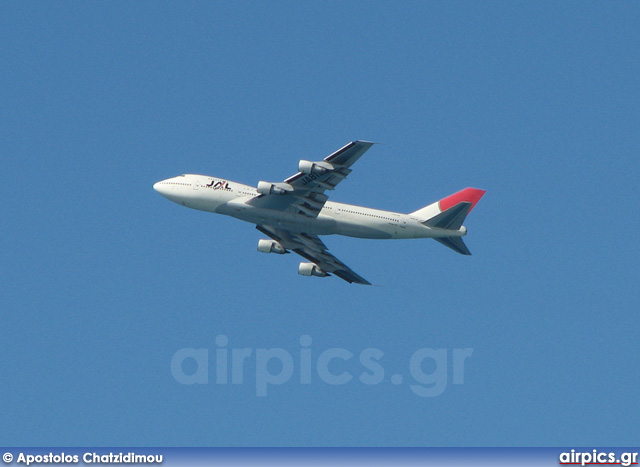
[410,188,486,221]
[409,188,485,256]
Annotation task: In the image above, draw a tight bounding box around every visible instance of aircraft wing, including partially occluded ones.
[247,140,375,217]
[256,225,371,285]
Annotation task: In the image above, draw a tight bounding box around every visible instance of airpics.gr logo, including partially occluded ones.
[171,335,473,397]
[559,450,638,466]
[205,179,230,190]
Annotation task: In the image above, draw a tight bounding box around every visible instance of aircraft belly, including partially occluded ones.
[334,218,433,240]
[218,202,337,234]
[334,220,393,239]
[394,222,438,239]
[177,190,227,213]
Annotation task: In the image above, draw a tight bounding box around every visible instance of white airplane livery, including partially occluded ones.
[153,140,485,285]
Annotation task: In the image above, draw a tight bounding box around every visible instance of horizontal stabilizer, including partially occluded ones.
[423,201,472,230]
[434,237,472,255]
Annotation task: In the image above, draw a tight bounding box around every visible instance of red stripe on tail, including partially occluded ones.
[439,188,486,213]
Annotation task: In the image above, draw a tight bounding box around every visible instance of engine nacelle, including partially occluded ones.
[298,160,333,175]
[256,181,292,195]
[257,239,286,254]
[298,262,328,277]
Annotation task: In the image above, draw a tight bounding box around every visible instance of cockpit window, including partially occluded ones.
[179,174,186,177]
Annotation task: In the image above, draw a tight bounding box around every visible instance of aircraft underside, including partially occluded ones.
[153,140,484,284]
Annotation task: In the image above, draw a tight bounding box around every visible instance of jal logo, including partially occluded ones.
[301,172,322,185]
[206,179,230,190]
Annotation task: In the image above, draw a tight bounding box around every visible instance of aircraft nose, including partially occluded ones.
[153,180,170,196]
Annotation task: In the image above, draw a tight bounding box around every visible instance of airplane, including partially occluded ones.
[153,140,485,285]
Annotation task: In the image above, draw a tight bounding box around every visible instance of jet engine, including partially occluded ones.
[298,262,328,277]
[256,181,293,195]
[298,160,333,175]
[257,239,286,254]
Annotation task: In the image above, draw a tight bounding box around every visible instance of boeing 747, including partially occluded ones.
[153,140,485,285]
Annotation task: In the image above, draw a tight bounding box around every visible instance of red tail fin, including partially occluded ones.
[439,188,486,213]
[410,188,486,220]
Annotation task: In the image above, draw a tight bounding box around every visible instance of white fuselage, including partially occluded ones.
[153,174,465,240]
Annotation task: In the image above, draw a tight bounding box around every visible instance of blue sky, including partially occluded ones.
[1,2,639,446]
